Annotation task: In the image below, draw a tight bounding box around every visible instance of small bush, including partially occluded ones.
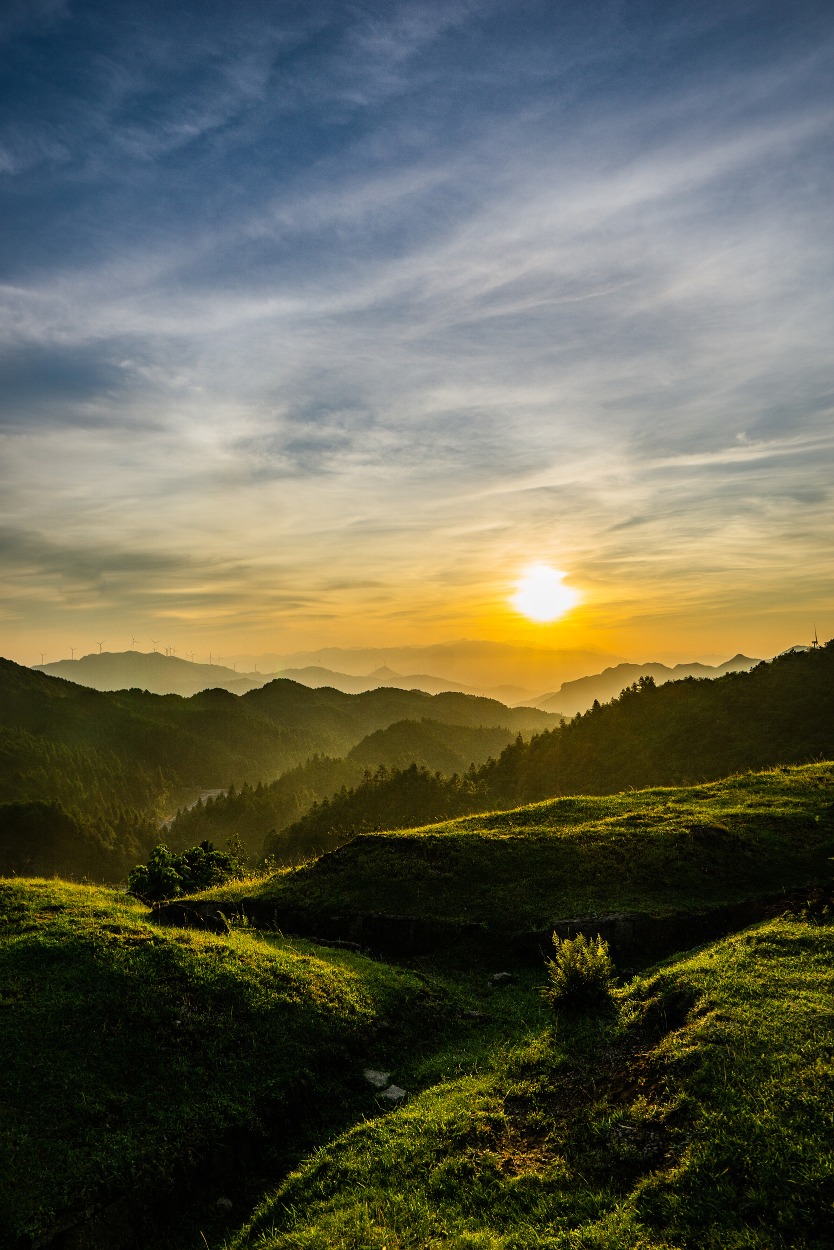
[542,932,615,1010]
[127,840,242,903]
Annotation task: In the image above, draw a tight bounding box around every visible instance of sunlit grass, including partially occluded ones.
[194,763,834,933]
[230,914,834,1250]
[0,878,459,1247]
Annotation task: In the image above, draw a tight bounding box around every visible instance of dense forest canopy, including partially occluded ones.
[275,643,834,856]
[0,659,556,879]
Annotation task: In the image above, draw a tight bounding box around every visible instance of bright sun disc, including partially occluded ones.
[511,563,579,622]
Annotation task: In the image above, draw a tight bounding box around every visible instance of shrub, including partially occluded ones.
[542,932,615,1010]
[127,840,241,903]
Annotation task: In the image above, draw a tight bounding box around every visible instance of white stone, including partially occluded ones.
[380,1084,406,1103]
[363,1068,391,1088]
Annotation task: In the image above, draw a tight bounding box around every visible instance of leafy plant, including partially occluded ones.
[127,839,241,903]
[542,932,615,1010]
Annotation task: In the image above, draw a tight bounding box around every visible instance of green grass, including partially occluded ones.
[6,764,834,1249]
[229,911,834,1250]
[196,764,834,932]
[0,879,458,1247]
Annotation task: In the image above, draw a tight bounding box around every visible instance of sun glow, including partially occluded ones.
[511,563,580,623]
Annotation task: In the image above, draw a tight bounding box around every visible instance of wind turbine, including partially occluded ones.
[208,652,213,665]
[169,645,177,658]
[39,652,46,665]
[130,636,138,651]
[97,641,105,654]
[151,640,160,653]
[188,651,196,663]
[69,645,76,660]
[812,623,820,649]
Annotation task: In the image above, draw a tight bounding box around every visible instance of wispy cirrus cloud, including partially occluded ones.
[0,0,832,661]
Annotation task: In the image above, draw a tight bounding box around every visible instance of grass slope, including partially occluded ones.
[231,911,834,1250]
[0,879,454,1248]
[199,764,834,936]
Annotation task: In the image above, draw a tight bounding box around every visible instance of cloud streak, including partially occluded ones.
[1,0,833,662]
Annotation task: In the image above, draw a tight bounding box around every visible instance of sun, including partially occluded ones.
[511,563,580,623]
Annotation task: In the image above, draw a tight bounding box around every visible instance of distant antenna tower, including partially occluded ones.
[151,640,160,653]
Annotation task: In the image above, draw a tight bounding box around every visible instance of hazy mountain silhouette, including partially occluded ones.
[35,651,267,697]
[533,654,762,716]
[34,651,537,702]
[264,641,624,693]
[275,664,487,696]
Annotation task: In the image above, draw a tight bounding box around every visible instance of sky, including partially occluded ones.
[1,0,832,668]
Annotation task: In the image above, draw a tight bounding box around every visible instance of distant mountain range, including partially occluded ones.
[275,664,534,702]
[34,648,765,708]
[33,651,545,702]
[34,651,266,697]
[533,654,763,716]
[3,660,561,798]
[233,641,626,694]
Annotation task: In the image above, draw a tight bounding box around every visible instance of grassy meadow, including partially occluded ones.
[3,765,834,1248]
[194,763,834,938]
[230,913,834,1250]
[0,879,458,1248]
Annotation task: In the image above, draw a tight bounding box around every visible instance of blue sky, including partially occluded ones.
[1,0,832,664]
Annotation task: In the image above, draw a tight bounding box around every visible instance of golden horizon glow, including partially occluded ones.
[510,564,581,623]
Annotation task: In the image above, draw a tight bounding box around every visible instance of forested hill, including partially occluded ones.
[0,658,560,878]
[281,643,834,848]
[478,642,834,805]
[0,660,557,802]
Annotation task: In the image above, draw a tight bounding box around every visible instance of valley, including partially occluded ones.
[1,642,834,1247]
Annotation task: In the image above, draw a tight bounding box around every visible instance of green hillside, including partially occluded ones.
[0,879,455,1249]
[4,761,834,1250]
[478,642,834,806]
[166,720,516,863]
[0,658,557,879]
[190,763,834,952]
[346,717,515,774]
[280,643,834,845]
[232,912,834,1250]
[167,757,367,862]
